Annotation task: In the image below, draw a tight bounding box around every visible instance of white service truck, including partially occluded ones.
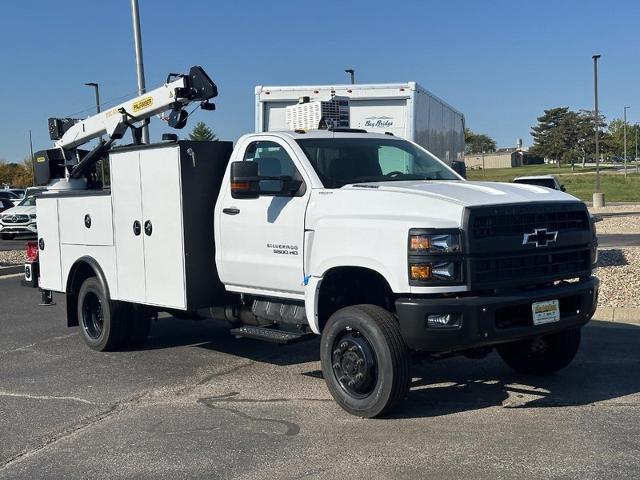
[25,66,599,417]
[255,82,466,165]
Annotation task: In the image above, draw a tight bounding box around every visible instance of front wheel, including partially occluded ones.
[497,328,581,375]
[320,304,410,418]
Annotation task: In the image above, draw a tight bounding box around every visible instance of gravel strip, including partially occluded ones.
[597,247,640,308]
[0,250,25,267]
[595,214,640,234]
[589,204,640,214]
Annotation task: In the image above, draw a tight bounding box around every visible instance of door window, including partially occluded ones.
[242,141,302,193]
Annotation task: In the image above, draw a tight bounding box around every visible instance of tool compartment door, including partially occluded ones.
[111,150,146,303]
[139,146,186,309]
[36,197,63,291]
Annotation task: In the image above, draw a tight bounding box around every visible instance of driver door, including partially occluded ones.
[217,138,309,296]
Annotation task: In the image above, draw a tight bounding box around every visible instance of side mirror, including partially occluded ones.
[451,160,467,179]
[230,161,260,199]
[560,184,566,192]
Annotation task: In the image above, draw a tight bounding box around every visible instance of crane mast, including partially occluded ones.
[35,66,218,191]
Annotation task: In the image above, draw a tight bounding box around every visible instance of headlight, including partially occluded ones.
[409,231,461,253]
[408,229,464,285]
[409,261,463,282]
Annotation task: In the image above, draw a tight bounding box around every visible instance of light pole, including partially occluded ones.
[633,123,640,173]
[592,54,604,207]
[131,0,149,144]
[345,69,355,84]
[85,82,105,185]
[624,106,630,178]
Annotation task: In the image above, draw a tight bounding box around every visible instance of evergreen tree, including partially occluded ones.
[188,122,217,141]
[530,107,574,166]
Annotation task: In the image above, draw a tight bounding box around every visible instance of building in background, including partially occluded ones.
[465,142,543,169]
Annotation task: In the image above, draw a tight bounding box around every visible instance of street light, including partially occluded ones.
[624,106,630,178]
[345,69,355,84]
[131,0,149,144]
[592,54,604,207]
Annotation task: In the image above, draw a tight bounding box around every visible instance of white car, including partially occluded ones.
[513,175,565,191]
[0,194,38,239]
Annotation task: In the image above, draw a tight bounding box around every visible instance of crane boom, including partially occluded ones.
[36,66,218,190]
[50,66,217,151]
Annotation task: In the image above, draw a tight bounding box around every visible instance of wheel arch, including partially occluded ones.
[310,266,395,334]
[65,256,111,327]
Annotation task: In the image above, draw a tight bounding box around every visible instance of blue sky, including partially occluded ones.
[1,0,639,162]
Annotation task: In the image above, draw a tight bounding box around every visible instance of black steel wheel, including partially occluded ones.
[77,277,126,351]
[321,304,410,418]
[497,328,582,375]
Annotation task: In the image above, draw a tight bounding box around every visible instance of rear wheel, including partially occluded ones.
[320,304,410,418]
[497,328,581,375]
[77,277,127,351]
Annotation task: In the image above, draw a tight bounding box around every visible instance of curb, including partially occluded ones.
[0,265,23,277]
[593,307,640,325]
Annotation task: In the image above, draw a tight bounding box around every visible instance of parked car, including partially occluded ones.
[0,194,38,239]
[8,188,26,199]
[0,190,21,206]
[0,198,15,213]
[513,175,565,191]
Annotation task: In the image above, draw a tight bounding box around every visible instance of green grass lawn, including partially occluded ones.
[467,164,640,202]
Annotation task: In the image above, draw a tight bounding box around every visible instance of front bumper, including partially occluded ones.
[395,277,599,352]
[0,223,37,235]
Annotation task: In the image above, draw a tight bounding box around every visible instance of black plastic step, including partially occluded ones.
[230,325,314,345]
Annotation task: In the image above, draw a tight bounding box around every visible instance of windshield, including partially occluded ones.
[514,178,557,189]
[19,195,36,206]
[295,137,459,188]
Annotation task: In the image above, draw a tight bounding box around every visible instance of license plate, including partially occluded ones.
[531,299,560,325]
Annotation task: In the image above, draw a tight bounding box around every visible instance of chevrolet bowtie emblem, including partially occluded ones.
[523,228,558,248]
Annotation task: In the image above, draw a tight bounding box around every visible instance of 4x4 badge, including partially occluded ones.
[523,228,558,247]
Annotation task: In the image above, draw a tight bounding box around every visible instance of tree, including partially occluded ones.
[603,118,640,159]
[530,107,576,167]
[0,158,33,187]
[464,128,497,154]
[188,122,217,141]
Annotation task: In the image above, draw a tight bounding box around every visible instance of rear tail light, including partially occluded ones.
[26,241,39,263]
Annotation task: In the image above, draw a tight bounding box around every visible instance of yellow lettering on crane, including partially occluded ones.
[133,96,153,113]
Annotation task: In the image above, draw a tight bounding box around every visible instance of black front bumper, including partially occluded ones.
[395,277,599,352]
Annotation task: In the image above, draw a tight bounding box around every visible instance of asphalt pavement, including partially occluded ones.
[0,236,33,252]
[1,275,640,479]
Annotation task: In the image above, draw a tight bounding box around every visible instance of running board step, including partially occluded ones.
[230,325,314,345]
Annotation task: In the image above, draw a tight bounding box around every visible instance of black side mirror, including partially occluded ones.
[230,161,260,199]
[451,160,467,179]
[560,184,566,192]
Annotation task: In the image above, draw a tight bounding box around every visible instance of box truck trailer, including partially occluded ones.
[255,82,465,165]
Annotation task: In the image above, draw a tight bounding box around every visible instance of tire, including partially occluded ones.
[320,304,410,418]
[122,304,152,349]
[497,328,581,375]
[77,277,127,351]
[1,234,15,240]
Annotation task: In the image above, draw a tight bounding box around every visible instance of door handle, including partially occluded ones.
[133,220,141,236]
[222,208,240,215]
[144,220,153,236]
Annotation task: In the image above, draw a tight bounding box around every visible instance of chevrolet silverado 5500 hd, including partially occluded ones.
[25,66,598,417]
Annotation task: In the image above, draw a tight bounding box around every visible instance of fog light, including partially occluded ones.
[427,313,462,329]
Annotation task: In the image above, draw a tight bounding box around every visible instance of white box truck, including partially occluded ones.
[24,67,599,418]
[255,82,465,165]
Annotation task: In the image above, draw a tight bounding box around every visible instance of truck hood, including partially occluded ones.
[343,180,579,207]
